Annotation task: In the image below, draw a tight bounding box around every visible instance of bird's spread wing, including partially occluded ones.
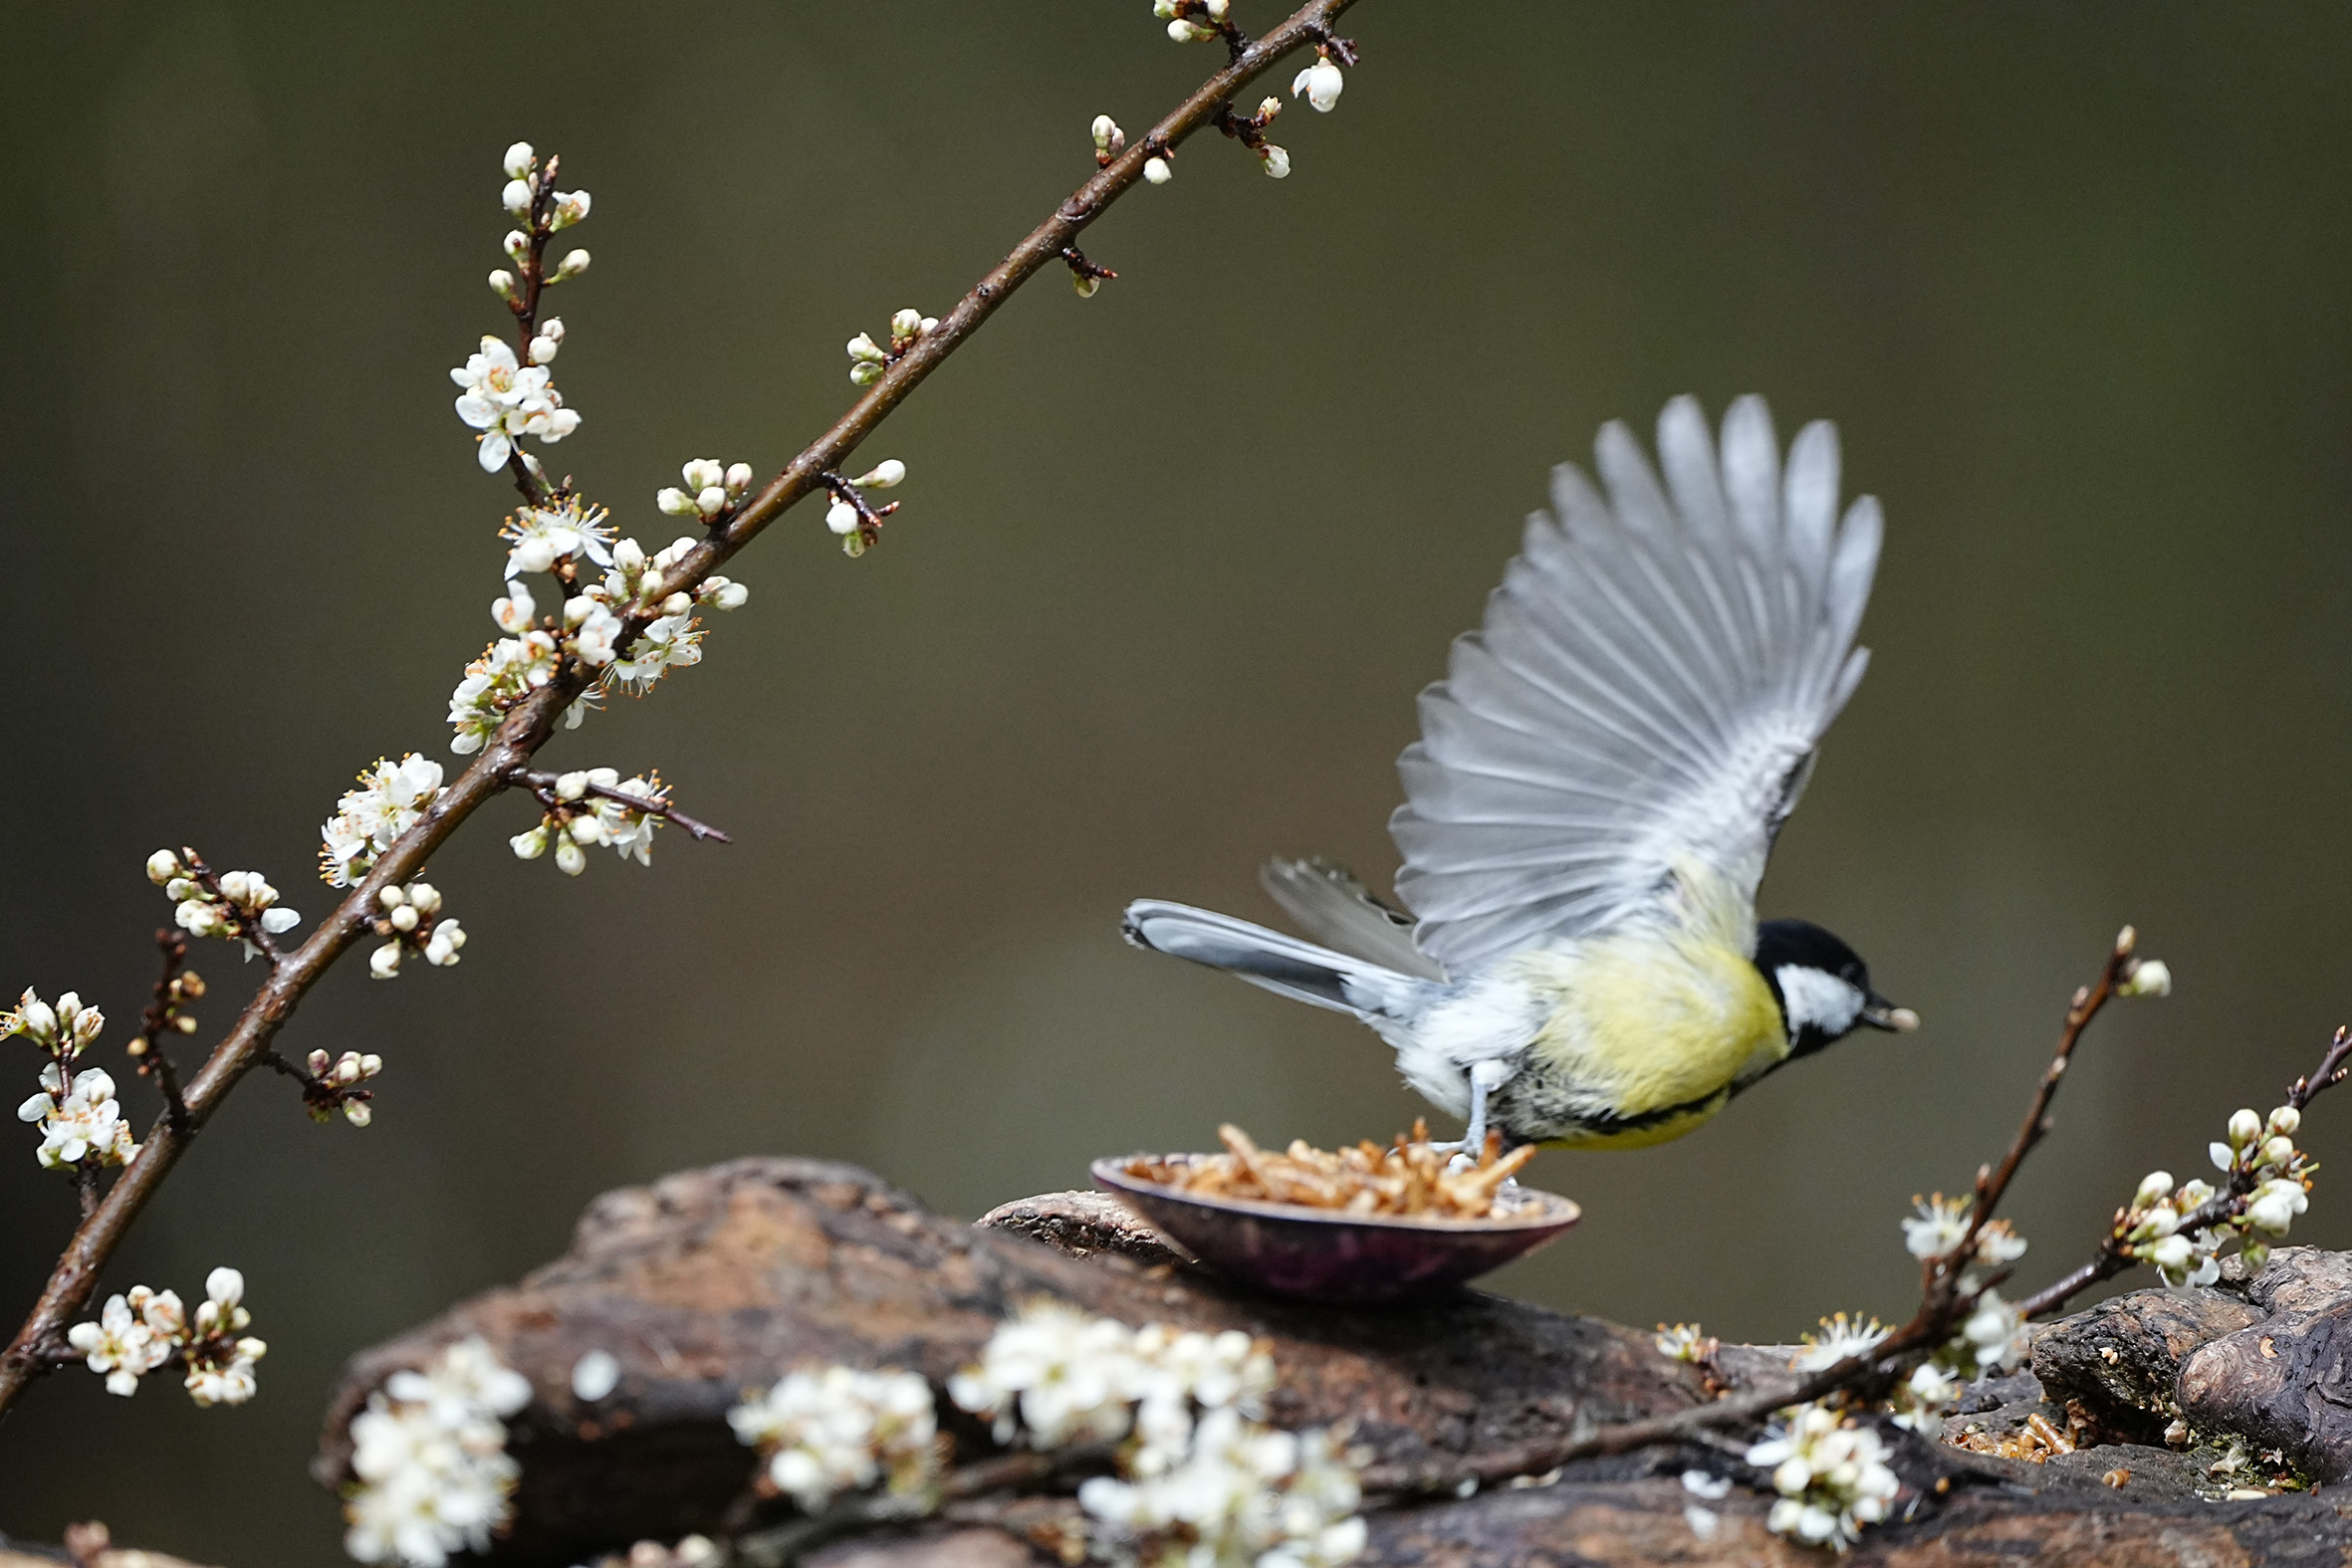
[1260,857,1447,980]
[1390,395,1883,975]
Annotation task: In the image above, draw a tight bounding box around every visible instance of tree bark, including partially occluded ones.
[315,1160,2352,1566]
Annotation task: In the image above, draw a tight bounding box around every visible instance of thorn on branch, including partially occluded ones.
[1060,245,1118,299]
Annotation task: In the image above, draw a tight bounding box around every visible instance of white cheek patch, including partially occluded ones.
[1775,965,1863,1038]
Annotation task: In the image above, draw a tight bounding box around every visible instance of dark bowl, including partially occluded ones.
[1089,1155,1581,1304]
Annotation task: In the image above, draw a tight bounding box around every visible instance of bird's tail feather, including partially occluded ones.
[1121,899,1432,1019]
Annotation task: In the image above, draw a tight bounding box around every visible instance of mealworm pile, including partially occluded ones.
[1120,1121,1536,1220]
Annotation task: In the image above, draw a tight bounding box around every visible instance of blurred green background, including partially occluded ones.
[5,0,2352,1558]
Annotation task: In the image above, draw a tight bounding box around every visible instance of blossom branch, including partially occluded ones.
[508,767,732,844]
[0,0,1365,1421]
[125,930,196,1132]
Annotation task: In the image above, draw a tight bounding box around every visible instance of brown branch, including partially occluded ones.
[0,0,1364,1420]
[127,929,192,1130]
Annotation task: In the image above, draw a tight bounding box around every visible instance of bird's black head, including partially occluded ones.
[1754,918,1918,1059]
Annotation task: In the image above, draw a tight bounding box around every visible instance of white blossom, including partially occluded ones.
[1293,54,1344,112]
[447,631,560,755]
[450,336,580,473]
[502,142,534,179]
[727,1366,939,1512]
[1653,1323,1712,1363]
[67,1292,169,1396]
[1792,1312,1887,1374]
[949,1299,1142,1449]
[19,1065,137,1170]
[851,459,905,489]
[1143,155,1173,184]
[550,189,590,228]
[2,987,103,1053]
[501,497,614,575]
[346,1337,532,1568]
[556,248,590,280]
[321,755,447,887]
[1901,1194,1970,1260]
[1888,1361,1960,1437]
[1260,144,1292,179]
[1747,1404,1901,1551]
[825,499,860,536]
[1959,1289,2027,1372]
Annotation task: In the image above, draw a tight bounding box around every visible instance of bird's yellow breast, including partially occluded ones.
[1504,925,1787,1149]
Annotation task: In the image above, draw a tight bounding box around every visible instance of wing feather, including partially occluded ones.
[1390,395,1884,974]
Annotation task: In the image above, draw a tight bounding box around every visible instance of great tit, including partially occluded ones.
[1123,395,1916,1152]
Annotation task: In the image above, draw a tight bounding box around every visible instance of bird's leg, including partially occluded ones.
[1455,1058,1515,1166]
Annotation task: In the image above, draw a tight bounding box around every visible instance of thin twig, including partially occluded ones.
[2015,1021,2352,1320]
[507,767,733,844]
[127,930,192,1130]
[0,0,1364,1419]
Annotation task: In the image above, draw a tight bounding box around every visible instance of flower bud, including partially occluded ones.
[2262,1136,2297,1168]
[1168,18,1211,40]
[205,1267,244,1307]
[852,459,905,489]
[502,178,534,215]
[655,487,697,517]
[725,462,754,495]
[2269,1106,2302,1137]
[1072,272,1100,299]
[680,458,723,492]
[571,816,605,845]
[308,1049,330,1075]
[369,943,401,979]
[528,334,559,364]
[343,1099,371,1128]
[825,499,860,536]
[16,998,55,1040]
[2146,1233,2192,1271]
[1143,155,1173,184]
[661,592,691,617]
[489,269,518,300]
[890,308,923,339]
[1260,144,1292,179]
[849,361,883,387]
[613,539,645,572]
[846,332,886,363]
[217,871,251,903]
[2118,959,2173,998]
[335,1053,363,1085]
[146,850,182,885]
[503,141,535,178]
[1258,97,1283,120]
[389,904,419,933]
[556,772,589,800]
[1091,114,1125,154]
[504,229,529,260]
[555,838,587,876]
[696,485,727,516]
[1294,55,1345,112]
[2230,1108,2262,1148]
[1204,0,1229,16]
[555,249,591,279]
[920,317,938,335]
[714,581,749,610]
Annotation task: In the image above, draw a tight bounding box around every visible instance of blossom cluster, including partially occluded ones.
[453,141,591,475]
[452,335,579,474]
[321,756,448,887]
[304,1047,384,1127]
[345,1336,534,1568]
[148,850,302,950]
[367,881,466,979]
[948,1301,1362,1568]
[1745,1404,1901,1551]
[656,457,757,522]
[512,769,667,873]
[65,1267,264,1406]
[845,308,937,386]
[726,1365,940,1512]
[7,988,136,1171]
[1153,0,1232,44]
[2121,1103,2312,1287]
[1902,1194,2031,1380]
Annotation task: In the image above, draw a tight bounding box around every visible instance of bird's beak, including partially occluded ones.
[1861,994,1919,1033]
